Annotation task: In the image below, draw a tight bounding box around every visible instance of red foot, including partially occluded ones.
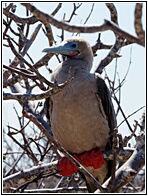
[58,147,104,176]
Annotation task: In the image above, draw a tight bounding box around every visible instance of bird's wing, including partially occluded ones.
[96,74,117,136]
[44,97,52,127]
[95,74,117,180]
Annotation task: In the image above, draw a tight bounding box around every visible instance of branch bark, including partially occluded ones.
[95,132,145,193]
[3,161,58,192]
[134,3,145,44]
[8,187,87,193]
[3,78,72,101]
[21,3,144,46]
[3,147,134,192]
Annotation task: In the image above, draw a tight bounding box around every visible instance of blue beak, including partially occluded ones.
[42,41,79,56]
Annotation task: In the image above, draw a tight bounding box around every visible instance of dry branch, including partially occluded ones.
[95,132,145,193]
[51,3,62,16]
[21,3,144,46]
[3,147,134,191]
[8,187,87,193]
[106,3,118,25]
[3,79,72,101]
[3,4,38,24]
[3,65,38,80]
[6,38,61,88]
[95,3,125,74]
[134,3,145,44]
[3,161,58,192]
[3,52,54,88]
[3,23,42,82]
[21,23,42,56]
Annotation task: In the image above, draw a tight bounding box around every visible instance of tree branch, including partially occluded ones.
[3,23,42,82]
[134,3,145,44]
[3,161,58,192]
[3,147,134,191]
[3,78,72,101]
[3,4,38,24]
[95,132,145,193]
[106,3,118,25]
[8,187,87,193]
[21,3,144,46]
[51,3,62,16]
[95,3,125,74]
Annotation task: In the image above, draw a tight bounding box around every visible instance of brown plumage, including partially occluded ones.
[43,37,116,192]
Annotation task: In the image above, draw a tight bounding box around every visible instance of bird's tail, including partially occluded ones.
[85,177,99,193]
[79,171,98,193]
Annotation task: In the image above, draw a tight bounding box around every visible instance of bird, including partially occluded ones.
[42,36,116,192]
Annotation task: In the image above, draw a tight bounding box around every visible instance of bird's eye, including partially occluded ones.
[71,43,77,48]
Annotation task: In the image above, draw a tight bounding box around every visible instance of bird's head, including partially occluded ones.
[42,37,93,69]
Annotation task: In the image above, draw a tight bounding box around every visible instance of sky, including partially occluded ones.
[3,2,146,142]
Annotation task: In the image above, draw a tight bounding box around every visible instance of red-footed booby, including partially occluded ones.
[43,37,116,192]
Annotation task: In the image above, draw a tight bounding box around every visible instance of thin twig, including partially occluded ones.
[117,106,145,128]
[3,77,72,101]
[51,3,62,16]
[3,65,38,80]
[83,3,94,24]
[66,3,82,22]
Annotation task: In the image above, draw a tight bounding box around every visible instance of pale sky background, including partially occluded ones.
[3,2,145,144]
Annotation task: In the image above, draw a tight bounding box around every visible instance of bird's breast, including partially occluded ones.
[50,71,109,154]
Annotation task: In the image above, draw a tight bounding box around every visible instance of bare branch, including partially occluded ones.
[43,23,54,46]
[95,38,124,74]
[4,3,14,12]
[106,76,135,135]
[134,3,145,44]
[9,187,87,193]
[95,4,125,74]
[51,3,62,16]
[3,18,13,39]
[21,23,42,56]
[3,161,58,192]
[123,120,139,147]
[106,3,118,24]
[83,3,94,24]
[91,34,113,55]
[117,106,145,128]
[3,65,38,81]
[6,38,57,88]
[95,132,145,193]
[21,3,144,46]
[3,52,54,89]
[3,78,73,101]
[5,152,25,177]
[3,147,134,191]
[3,23,42,82]
[42,3,62,47]
[139,112,145,131]
[3,5,38,24]
[66,3,82,22]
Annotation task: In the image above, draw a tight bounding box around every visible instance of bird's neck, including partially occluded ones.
[51,59,92,84]
[62,58,92,74]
